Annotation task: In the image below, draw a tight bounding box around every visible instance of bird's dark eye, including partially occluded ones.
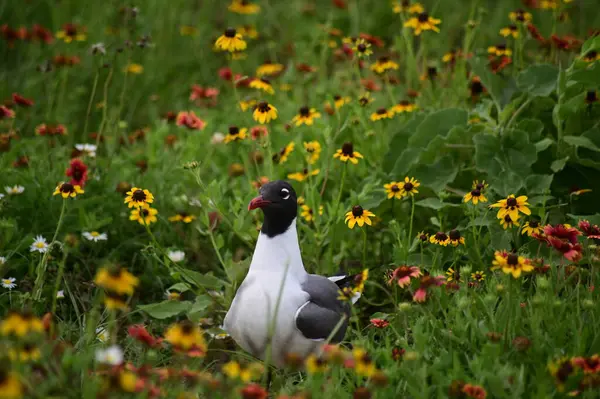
[279,188,290,200]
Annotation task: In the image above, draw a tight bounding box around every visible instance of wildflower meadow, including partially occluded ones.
[2,0,600,397]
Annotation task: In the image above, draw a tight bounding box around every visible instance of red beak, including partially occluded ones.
[248,195,271,210]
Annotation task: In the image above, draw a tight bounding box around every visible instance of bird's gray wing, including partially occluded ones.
[295,274,351,342]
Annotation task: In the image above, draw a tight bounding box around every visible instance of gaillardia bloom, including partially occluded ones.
[370,56,399,74]
[249,78,274,94]
[399,176,420,196]
[288,168,320,182]
[56,23,86,43]
[165,321,207,356]
[539,224,583,262]
[253,101,277,124]
[292,106,321,126]
[492,251,534,278]
[215,28,247,52]
[224,126,248,143]
[334,142,363,164]
[53,182,84,199]
[124,187,154,209]
[413,275,445,302]
[228,0,260,14]
[303,141,321,164]
[404,12,441,35]
[384,182,403,199]
[176,111,206,130]
[463,188,487,204]
[130,207,158,225]
[522,220,543,237]
[490,194,531,220]
[578,220,600,239]
[370,108,394,121]
[345,205,375,229]
[389,266,421,288]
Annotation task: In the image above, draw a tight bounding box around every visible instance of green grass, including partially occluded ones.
[1,0,600,397]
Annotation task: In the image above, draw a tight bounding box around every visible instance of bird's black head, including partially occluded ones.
[248,180,298,237]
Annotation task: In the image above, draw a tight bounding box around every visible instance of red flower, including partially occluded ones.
[128,324,163,348]
[12,93,34,107]
[578,220,600,239]
[462,384,487,399]
[361,78,381,92]
[370,318,389,328]
[391,347,405,361]
[218,67,233,81]
[176,111,206,130]
[234,74,253,87]
[65,158,88,187]
[250,125,268,140]
[572,355,600,374]
[489,56,512,74]
[36,124,68,136]
[359,32,384,48]
[31,24,54,44]
[332,0,347,9]
[240,383,268,399]
[538,224,583,262]
[0,105,15,119]
[551,35,581,51]
[413,275,445,303]
[189,85,219,101]
[526,23,546,44]
[296,63,317,73]
[544,224,581,244]
[389,266,421,288]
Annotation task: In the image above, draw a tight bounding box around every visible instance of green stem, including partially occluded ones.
[406,195,415,262]
[83,69,100,137]
[362,228,367,268]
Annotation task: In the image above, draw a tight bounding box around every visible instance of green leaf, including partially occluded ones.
[179,269,227,290]
[551,157,568,172]
[383,115,425,172]
[138,301,192,319]
[581,35,600,55]
[408,108,468,148]
[168,282,191,293]
[411,155,458,193]
[525,174,554,194]
[415,198,458,210]
[391,148,421,177]
[563,136,600,152]
[568,63,600,86]
[470,57,506,107]
[516,64,559,97]
[535,138,554,153]
[187,295,212,317]
[473,133,503,175]
[517,119,544,141]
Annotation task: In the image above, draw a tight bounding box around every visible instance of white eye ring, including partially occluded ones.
[280,188,290,200]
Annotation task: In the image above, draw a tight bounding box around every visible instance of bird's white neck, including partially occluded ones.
[249,218,306,279]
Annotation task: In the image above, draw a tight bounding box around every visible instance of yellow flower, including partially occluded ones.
[509,9,532,23]
[390,100,417,114]
[9,344,41,362]
[399,176,420,196]
[94,267,139,296]
[273,142,295,164]
[472,180,489,191]
[471,271,486,281]
[224,126,248,143]
[352,38,372,58]
[446,267,461,282]
[249,78,274,95]
[179,25,198,36]
[103,292,130,311]
[55,25,86,43]
[129,207,158,225]
[168,213,196,223]
[488,45,512,57]
[165,321,207,354]
[370,108,394,121]
[292,106,321,126]
[430,232,450,246]
[345,206,375,229]
[124,187,154,209]
[124,63,144,74]
[442,50,458,63]
[256,63,284,77]
[239,98,257,112]
[117,370,138,393]
[215,28,247,52]
[354,269,369,294]
[288,168,320,182]
[491,251,534,279]
[490,194,531,221]
[384,182,403,200]
[228,0,260,14]
[370,56,399,74]
[500,25,519,38]
[53,182,84,199]
[0,311,44,337]
[297,196,305,206]
[404,12,441,35]
[222,361,263,382]
[582,51,600,63]
[300,205,323,223]
[500,214,520,230]
[448,229,465,246]
[358,92,374,107]
[393,1,424,14]
[252,101,278,124]
[540,0,558,9]
[352,348,376,377]
[303,141,321,164]
[305,354,328,374]
[0,371,23,398]
[237,25,259,39]
[521,220,543,237]
[334,142,363,164]
[332,95,351,109]
[463,188,488,205]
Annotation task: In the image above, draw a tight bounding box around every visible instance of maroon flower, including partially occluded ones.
[413,275,445,303]
[128,324,163,348]
[12,93,34,107]
[250,125,268,140]
[65,158,88,187]
[0,105,15,119]
[544,224,581,244]
[578,220,600,239]
[359,32,384,48]
[370,318,389,328]
[218,67,232,81]
[391,347,405,361]
[388,266,421,288]
[526,23,546,44]
[31,24,54,44]
[538,224,583,262]
[240,383,268,399]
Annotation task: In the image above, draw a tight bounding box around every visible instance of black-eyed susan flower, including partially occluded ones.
[337,286,356,302]
[333,95,351,109]
[472,180,488,191]
[522,220,543,236]
[165,321,207,356]
[358,92,374,107]
[256,62,284,77]
[345,206,375,229]
[124,187,154,209]
[390,100,417,114]
[9,343,41,362]
[272,142,295,164]
[300,205,323,222]
[585,90,598,105]
[430,232,449,246]
[305,354,328,374]
[582,50,600,62]
[353,348,376,377]
[501,214,520,229]
[55,23,86,43]
[352,38,372,58]
[224,126,248,143]
[488,44,512,57]
[103,291,131,310]
[292,106,321,126]
[168,212,196,223]
[0,370,23,398]
[417,231,429,242]
[448,229,465,246]
[215,28,247,52]
[540,0,558,9]
[399,176,420,197]
[463,188,487,205]
[239,98,257,111]
[288,168,320,182]
[491,251,534,278]
[228,0,260,14]
[249,78,274,94]
[445,267,462,282]
[500,25,519,38]
[370,56,399,74]
[253,101,278,124]
[130,207,158,225]
[384,181,403,200]
[222,361,264,382]
[237,24,259,39]
[0,310,44,337]
[94,267,139,296]
[490,194,531,220]
[353,269,369,294]
[370,108,394,121]
[53,182,84,199]
[393,0,424,14]
[334,142,363,164]
[471,270,485,281]
[404,12,441,35]
[442,49,459,64]
[303,141,321,164]
[509,9,532,23]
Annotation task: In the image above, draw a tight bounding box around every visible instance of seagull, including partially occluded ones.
[223,180,358,367]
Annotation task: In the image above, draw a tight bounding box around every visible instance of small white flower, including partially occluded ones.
[95,345,123,366]
[208,328,230,340]
[0,193,4,200]
[82,231,108,242]
[0,256,6,265]
[189,198,202,207]
[75,143,97,158]
[5,185,25,195]
[30,235,49,253]
[57,290,65,299]
[96,327,110,343]
[211,132,225,145]
[168,250,185,263]
[1,277,16,290]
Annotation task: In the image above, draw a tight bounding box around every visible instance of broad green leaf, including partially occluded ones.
[535,138,554,153]
[473,133,503,176]
[138,301,192,319]
[411,155,458,193]
[415,198,458,210]
[491,171,525,196]
[563,136,600,152]
[188,295,212,316]
[408,108,468,148]
[469,57,506,107]
[517,119,544,141]
[391,148,421,177]
[179,269,227,290]
[551,157,568,172]
[567,213,600,226]
[581,35,600,55]
[525,174,554,194]
[516,64,559,97]
[383,115,425,172]
[168,282,191,293]
[567,62,600,86]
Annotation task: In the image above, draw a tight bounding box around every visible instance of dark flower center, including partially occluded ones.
[506,197,517,207]
[471,189,481,197]
[72,168,84,181]
[257,101,270,112]
[515,9,526,21]
[302,168,309,175]
[471,81,484,94]
[132,189,146,202]
[376,108,387,115]
[418,13,429,22]
[403,182,414,191]
[556,361,574,382]
[475,273,482,279]
[228,126,239,135]
[399,100,410,106]
[357,43,367,52]
[315,357,327,366]
[509,24,518,31]
[341,142,354,156]
[180,321,194,335]
[378,56,390,63]
[0,369,7,384]
[435,232,448,241]
[60,183,74,193]
[497,44,506,50]
[308,208,313,215]
[504,215,513,223]
[507,253,519,266]
[141,209,150,216]
[391,184,400,192]
[427,67,437,77]
[449,229,461,240]
[585,50,597,60]
[224,28,236,38]
[334,95,341,101]
[419,233,428,241]
[299,106,310,116]
[586,91,597,103]
[108,268,122,278]
[476,183,485,190]
[352,205,364,217]
[529,220,539,228]
[260,78,270,85]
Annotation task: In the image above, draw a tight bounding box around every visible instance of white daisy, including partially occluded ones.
[95,345,123,366]
[211,132,225,144]
[0,256,6,265]
[167,250,185,263]
[1,277,16,290]
[75,143,97,158]
[57,290,65,298]
[5,185,25,195]
[82,231,108,242]
[30,235,49,253]
[96,327,110,343]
